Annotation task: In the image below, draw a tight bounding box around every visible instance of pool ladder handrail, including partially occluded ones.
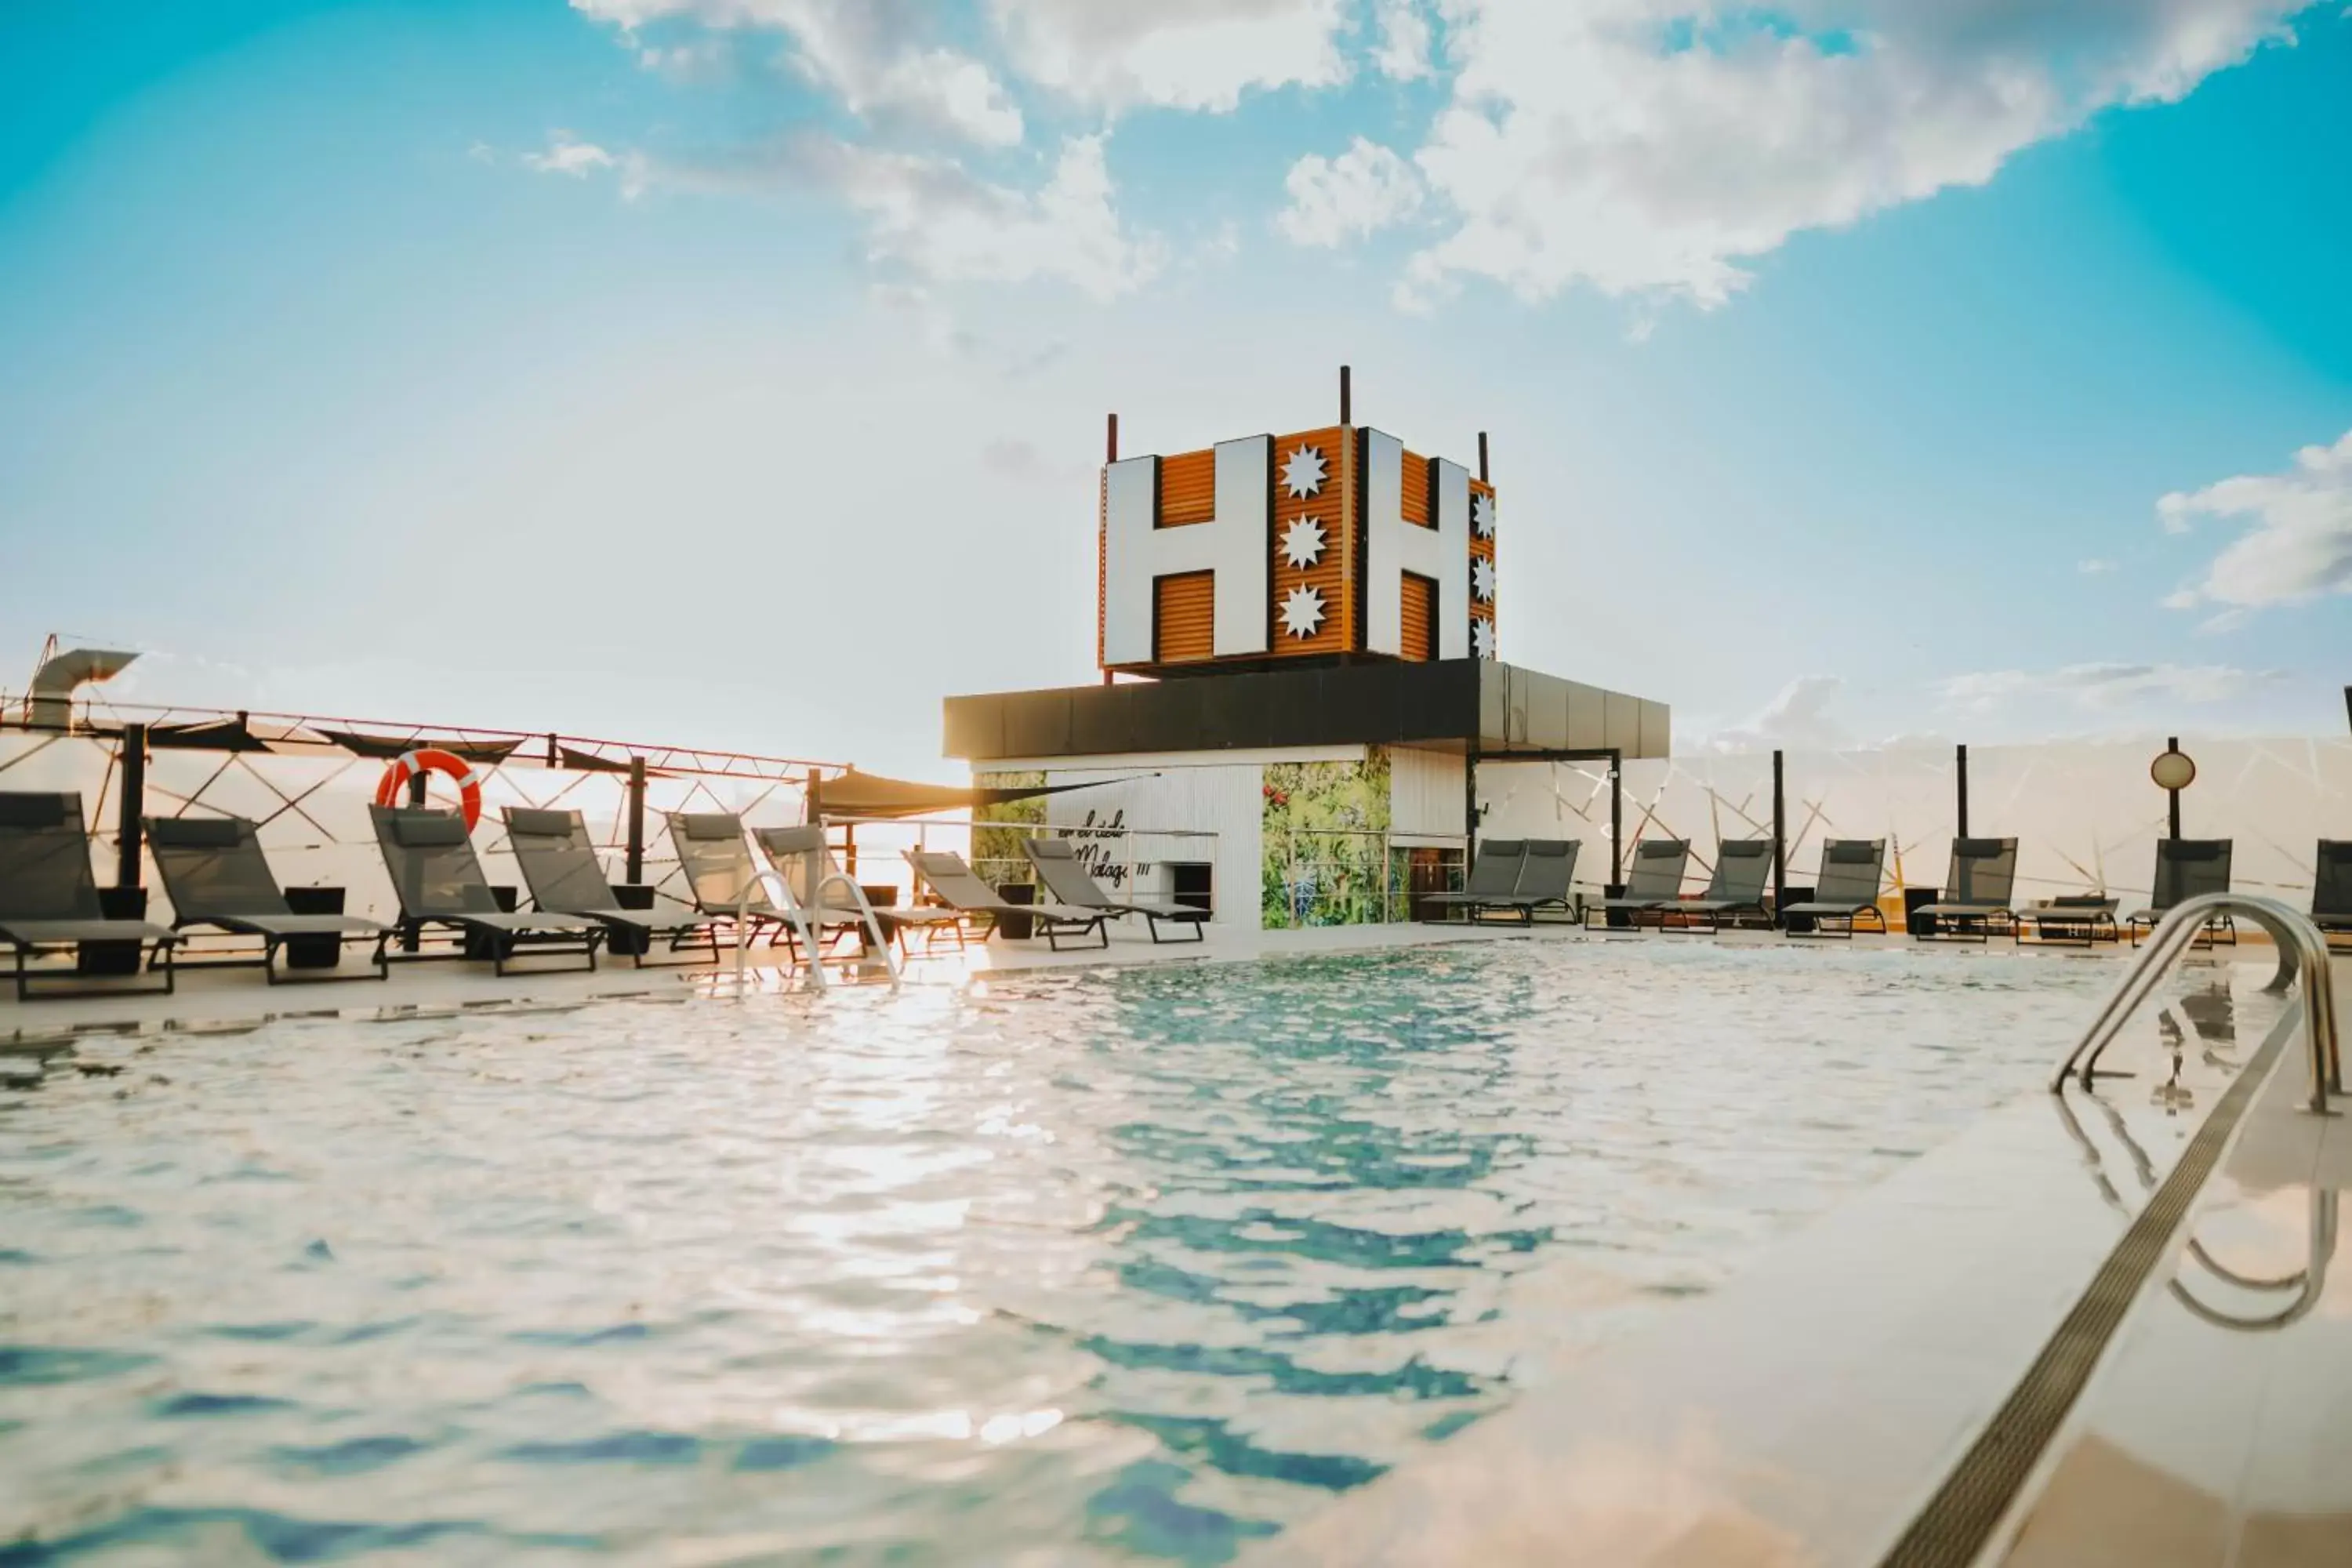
[2051,892,2339,1112]
[731,865,902,993]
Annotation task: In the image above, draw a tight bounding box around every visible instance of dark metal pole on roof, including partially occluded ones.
[1340,365,1352,426]
[1610,749,1624,886]
[626,756,646,885]
[1104,415,1120,688]
[546,731,558,767]
[400,759,425,953]
[1477,431,1489,485]
[116,723,146,889]
[1464,736,1479,871]
[1771,748,1786,927]
[2164,738,2183,846]
[1955,742,1969,838]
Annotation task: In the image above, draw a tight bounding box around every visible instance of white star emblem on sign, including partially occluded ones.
[1472,556,1495,602]
[1471,618,1494,659]
[1280,584,1326,638]
[1279,517,1325,569]
[1281,445,1326,499]
[1472,492,1495,539]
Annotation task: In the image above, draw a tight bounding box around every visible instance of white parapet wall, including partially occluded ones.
[1474,735,2352,909]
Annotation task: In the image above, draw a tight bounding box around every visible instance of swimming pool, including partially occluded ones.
[2,939,2125,1563]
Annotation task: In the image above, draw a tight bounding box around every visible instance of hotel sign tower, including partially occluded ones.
[1099,372,1498,677]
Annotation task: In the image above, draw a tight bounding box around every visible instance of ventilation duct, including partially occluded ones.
[26,648,139,730]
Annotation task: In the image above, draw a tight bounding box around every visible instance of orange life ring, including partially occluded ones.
[374,747,484,830]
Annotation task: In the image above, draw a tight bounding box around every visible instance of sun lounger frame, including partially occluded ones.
[145,814,390,983]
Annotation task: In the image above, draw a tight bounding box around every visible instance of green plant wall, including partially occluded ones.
[972,771,1044,886]
[1261,749,1396,927]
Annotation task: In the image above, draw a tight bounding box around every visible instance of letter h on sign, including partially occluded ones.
[1360,428,1469,659]
[1101,436,1272,665]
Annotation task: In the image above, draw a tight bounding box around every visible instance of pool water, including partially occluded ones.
[2,941,2122,1564]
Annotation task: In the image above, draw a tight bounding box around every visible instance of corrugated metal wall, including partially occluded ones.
[1153,572,1214,662]
[1040,759,1271,928]
[1389,745,1467,840]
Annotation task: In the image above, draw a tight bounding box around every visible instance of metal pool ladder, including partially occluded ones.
[2051,892,2340,1112]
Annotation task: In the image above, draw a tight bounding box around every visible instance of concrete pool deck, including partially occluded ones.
[7,919,2347,1567]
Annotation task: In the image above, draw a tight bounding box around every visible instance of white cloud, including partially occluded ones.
[649,132,1162,300]
[524,132,619,176]
[572,0,1024,147]
[1694,675,1850,752]
[1940,662,2278,713]
[1386,0,2312,310]
[985,0,1350,111]
[1371,0,1434,79]
[2157,427,2352,613]
[1278,136,1424,246]
[2078,557,2118,574]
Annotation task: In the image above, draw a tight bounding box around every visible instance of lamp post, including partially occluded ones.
[2151,737,2195,841]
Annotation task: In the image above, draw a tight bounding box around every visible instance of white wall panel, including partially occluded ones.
[1039,760,1266,929]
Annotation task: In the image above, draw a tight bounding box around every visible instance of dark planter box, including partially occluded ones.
[994,881,1035,941]
[81,887,149,975]
[1779,884,1816,935]
[1904,886,1940,937]
[282,887,346,968]
[606,884,655,956]
[463,886,524,960]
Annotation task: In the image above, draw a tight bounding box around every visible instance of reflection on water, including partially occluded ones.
[1,942,2113,1563]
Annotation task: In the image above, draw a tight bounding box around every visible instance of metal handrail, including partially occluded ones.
[2052,893,2341,1112]
[730,863,902,993]
[2167,1189,2339,1332]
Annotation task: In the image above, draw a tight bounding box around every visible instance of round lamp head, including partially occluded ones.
[2151,748,2197,792]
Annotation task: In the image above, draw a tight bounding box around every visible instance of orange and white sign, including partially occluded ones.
[1098,422,1496,674]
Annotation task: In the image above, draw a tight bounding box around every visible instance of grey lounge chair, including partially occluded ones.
[1779,838,1888,938]
[907,850,1110,951]
[665,811,800,947]
[1661,839,1773,934]
[2314,841,2352,948]
[2124,838,2234,947]
[146,815,390,982]
[0,791,180,1000]
[1584,838,1693,930]
[1915,837,2020,942]
[1023,837,1210,943]
[1460,839,1581,926]
[369,805,601,975]
[1417,840,1526,922]
[2015,895,2119,946]
[503,808,723,967]
[754,825,967,957]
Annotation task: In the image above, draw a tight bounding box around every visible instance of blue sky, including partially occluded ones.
[2,0,2347,775]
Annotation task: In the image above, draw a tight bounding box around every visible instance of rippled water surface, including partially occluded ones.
[2,940,2118,1563]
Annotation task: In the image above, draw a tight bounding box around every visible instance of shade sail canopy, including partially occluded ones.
[557,746,670,777]
[813,768,1142,820]
[317,729,522,764]
[100,719,274,753]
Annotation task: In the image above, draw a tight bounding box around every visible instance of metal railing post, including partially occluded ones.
[625,757,646,884]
